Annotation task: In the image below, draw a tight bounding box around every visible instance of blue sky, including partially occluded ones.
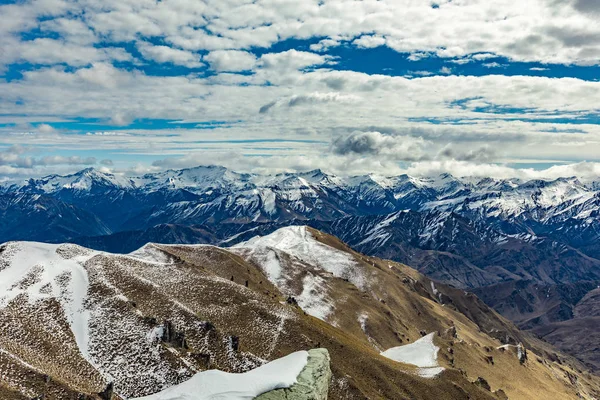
[1,0,600,180]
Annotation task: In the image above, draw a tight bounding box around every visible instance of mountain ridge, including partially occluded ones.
[1,226,599,399]
[3,165,600,373]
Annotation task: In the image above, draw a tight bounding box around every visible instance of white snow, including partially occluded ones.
[296,274,333,321]
[0,242,97,362]
[417,366,445,378]
[129,244,174,265]
[131,350,308,400]
[233,226,367,290]
[231,226,369,321]
[250,248,284,283]
[381,333,444,378]
[356,212,402,247]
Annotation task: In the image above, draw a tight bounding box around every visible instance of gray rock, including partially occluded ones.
[255,348,331,400]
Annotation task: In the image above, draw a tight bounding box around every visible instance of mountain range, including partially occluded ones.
[1,226,599,399]
[2,166,600,373]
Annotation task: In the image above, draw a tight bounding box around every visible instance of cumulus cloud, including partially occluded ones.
[148,149,600,181]
[331,131,427,161]
[310,38,343,52]
[259,92,359,113]
[36,124,57,134]
[436,144,498,163]
[5,0,600,69]
[353,35,386,49]
[203,50,257,72]
[2,0,600,178]
[257,50,334,72]
[0,146,97,169]
[482,62,505,68]
[109,113,133,126]
[137,42,203,67]
[572,0,600,15]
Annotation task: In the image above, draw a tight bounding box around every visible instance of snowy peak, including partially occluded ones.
[8,165,600,225]
[16,168,135,193]
[231,226,370,321]
[136,165,253,192]
[233,226,367,290]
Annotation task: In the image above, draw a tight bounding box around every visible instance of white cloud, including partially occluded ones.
[137,42,203,67]
[4,0,600,68]
[471,53,497,61]
[0,146,96,169]
[2,0,600,178]
[36,124,56,134]
[109,113,133,126]
[310,38,343,52]
[0,37,130,67]
[352,35,386,49]
[482,62,506,68]
[203,50,257,72]
[408,52,430,61]
[331,131,427,160]
[257,50,333,71]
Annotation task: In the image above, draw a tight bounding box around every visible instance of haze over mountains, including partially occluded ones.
[2,165,600,374]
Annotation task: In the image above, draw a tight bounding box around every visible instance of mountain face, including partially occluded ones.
[1,227,598,399]
[0,192,111,243]
[2,166,600,371]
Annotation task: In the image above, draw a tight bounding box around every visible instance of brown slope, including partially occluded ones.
[0,229,599,400]
[325,228,600,398]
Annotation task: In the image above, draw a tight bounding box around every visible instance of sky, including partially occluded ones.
[1,0,600,181]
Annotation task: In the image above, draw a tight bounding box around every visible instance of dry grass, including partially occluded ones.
[0,233,599,399]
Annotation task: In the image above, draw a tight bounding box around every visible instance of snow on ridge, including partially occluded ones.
[381,333,444,378]
[0,242,98,362]
[297,274,333,321]
[128,243,176,265]
[233,226,367,290]
[231,226,369,321]
[131,350,309,400]
[356,211,406,248]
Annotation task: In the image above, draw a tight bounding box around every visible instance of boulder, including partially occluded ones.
[255,348,331,400]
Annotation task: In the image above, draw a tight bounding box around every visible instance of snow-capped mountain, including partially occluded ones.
[4,166,599,233]
[4,166,600,289]
[3,165,600,290]
[1,227,598,399]
[3,166,600,373]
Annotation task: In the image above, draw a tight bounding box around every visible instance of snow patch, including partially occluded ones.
[233,226,367,290]
[296,274,333,321]
[381,333,444,378]
[0,242,97,363]
[129,244,174,265]
[131,350,309,400]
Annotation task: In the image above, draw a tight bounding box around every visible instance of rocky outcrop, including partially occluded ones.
[255,348,331,400]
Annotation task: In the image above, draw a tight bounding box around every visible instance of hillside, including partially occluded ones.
[1,227,599,399]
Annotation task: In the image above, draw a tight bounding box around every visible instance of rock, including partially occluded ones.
[189,352,211,369]
[230,336,240,352]
[98,382,114,400]
[443,326,457,339]
[517,343,528,364]
[256,348,331,400]
[161,320,188,349]
[474,377,491,391]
